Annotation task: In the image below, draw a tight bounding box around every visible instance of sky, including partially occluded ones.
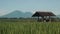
[0,0,60,16]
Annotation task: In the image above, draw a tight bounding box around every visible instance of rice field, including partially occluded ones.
[0,19,60,34]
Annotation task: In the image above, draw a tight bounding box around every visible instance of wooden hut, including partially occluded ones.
[32,11,56,22]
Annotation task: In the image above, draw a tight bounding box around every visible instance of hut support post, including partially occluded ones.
[49,16,51,22]
[42,16,44,22]
[38,16,39,21]
[45,16,47,22]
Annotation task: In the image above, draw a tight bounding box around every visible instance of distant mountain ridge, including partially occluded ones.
[56,15,60,18]
[0,10,33,18]
[0,10,60,18]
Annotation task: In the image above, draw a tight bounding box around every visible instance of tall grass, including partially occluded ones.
[0,19,60,34]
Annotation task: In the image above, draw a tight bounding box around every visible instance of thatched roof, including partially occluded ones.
[32,11,56,17]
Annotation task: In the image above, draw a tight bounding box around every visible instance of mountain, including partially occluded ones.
[24,12,33,17]
[56,15,60,18]
[0,10,33,18]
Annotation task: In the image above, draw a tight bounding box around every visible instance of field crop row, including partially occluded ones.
[0,21,60,34]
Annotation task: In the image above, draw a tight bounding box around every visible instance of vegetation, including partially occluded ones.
[0,19,60,34]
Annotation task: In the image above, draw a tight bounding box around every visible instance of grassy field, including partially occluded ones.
[0,19,60,34]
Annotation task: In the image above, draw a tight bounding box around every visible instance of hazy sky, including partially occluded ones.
[0,0,60,16]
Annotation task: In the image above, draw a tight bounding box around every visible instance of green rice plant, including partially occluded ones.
[0,20,60,34]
